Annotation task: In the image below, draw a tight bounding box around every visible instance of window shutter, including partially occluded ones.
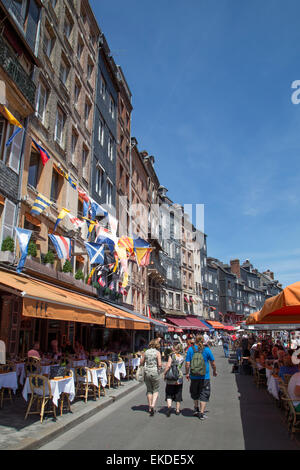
[8,126,23,173]
[1,199,16,244]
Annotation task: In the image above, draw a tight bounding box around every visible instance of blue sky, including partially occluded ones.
[90,0,300,287]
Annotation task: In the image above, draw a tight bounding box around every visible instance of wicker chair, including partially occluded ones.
[24,375,56,423]
[96,362,107,398]
[24,357,41,377]
[278,380,300,438]
[59,369,74,416]
[0,363,16,408]
[103,360,114,388]
[74,367,97,403]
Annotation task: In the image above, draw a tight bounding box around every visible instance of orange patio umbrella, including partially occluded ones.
[246,282,300,325]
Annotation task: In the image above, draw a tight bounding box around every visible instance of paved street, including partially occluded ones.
[40,346,299,451]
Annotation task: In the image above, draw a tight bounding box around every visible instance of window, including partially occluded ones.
[1,199,16,245]
[77,37,83,60]
[28,151,40,188]
[43,27,54,58]
[60,57,69,86]
[74,81,81,106]
[167,266,172,280]
[71,131,78,164]
[87,61,93,80]
[35,82,48,123]
[109,95,115,119]
[84,101,91,128]
[54,107,65,146]
[168,292,174,309]
[82,146,89,180]
[50,170,60,203]
[64,15,72,39]
[175,294,181,310]
[95,165,103,196]
[98,118,104,145]
[108,135,114,160]
[100,74,106,99]
[106,179,113,206]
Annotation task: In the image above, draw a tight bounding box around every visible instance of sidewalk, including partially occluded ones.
[0,378,143,450]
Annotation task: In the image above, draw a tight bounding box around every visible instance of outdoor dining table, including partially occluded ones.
[0,371,18,394]
[130,357,140,370]
[110,361,126,381]
[22,375,75,408]
[86,367,108,388]
[15,362,26,384]
[267,371,280,400]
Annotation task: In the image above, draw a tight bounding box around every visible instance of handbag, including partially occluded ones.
[136,365,145,382]
[165,355,180,381]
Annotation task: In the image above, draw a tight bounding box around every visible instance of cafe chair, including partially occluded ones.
[278,382,300,438]
[284,374,293,385]
[24,375,56,423]
[103,360,113,388]
[24,357,41,377]
[59,370,73,416]
[75,367,97,403]
[96,362,107,398]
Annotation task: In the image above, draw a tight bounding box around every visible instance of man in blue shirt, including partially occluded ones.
[185,334,217,420]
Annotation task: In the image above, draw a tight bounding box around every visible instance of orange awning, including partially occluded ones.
[246,282,300,325]
[207,320,225,329]
[0,270,150,330]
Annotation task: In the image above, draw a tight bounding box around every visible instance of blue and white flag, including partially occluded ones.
[6,127,22,147]
[15,228,32,273]
[91,200,108,220]
[48,234,72,260]
[84,242,105,265]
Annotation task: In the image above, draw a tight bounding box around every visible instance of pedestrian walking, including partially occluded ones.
[140,339,162,416]
[163,344,184,416]
[222,333,230,358]
[185,335,217,420]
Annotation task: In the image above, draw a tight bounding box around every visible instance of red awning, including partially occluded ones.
[186,316,210,330]
[168,326,175,332]
[223,325,236,331]
[167,316,209,330]
[167,317,198,330]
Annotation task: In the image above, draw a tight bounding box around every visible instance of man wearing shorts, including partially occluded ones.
[185,335,217,420]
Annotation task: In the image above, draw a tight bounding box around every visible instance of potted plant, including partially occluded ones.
[75,269,84,281]
[27,240,37,259]
[43,250,55,267]
[0,236,15,263]
[62,259,73,274]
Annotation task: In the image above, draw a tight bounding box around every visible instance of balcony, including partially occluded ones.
[0,35,36,107]
[148,255,166,282]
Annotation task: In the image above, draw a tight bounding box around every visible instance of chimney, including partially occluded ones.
[230,259,240,278]
[270,272,274,280]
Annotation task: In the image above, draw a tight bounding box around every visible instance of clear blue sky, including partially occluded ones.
[90,0,300,287]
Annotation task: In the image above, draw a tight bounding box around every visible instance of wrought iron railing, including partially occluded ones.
[0,35,36,106]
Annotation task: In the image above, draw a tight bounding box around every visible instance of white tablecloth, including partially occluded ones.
[111,362,126,380]
[0,372,18,393]
[22,376,75,407]
[131,358,140,370]
[267,374,279,400]
[88,368,107,388]
[15,363,26,384]
[72,360,87,367]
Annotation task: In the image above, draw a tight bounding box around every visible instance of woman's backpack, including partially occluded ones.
[165,355,180,381]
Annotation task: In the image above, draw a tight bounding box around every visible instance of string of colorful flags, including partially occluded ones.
[3,105,154,291]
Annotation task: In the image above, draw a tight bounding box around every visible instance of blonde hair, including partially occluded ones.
[148,339,160,350]
[173,344,183,354]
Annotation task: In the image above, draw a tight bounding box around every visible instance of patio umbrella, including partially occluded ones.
[246,282,300,325]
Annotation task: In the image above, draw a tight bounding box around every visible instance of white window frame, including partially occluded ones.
[54,108,65,146]
[1,198,16,246]
[95,164,104,197]
[98,118,104,145]
[106,179,113,207]
[35,82,47,124]
[108,135,114,161]
[109,95,115,119]
[100,74,106,99]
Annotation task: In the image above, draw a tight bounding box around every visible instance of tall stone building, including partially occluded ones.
[0,0,41,250]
